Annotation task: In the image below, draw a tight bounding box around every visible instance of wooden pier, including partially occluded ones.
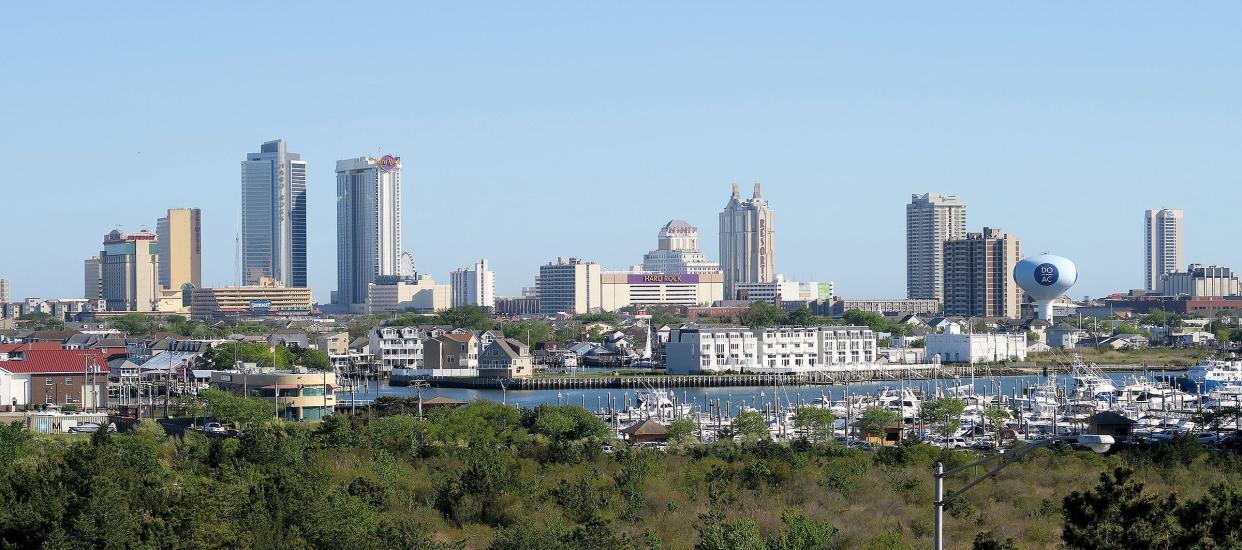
[423,366,1028,390]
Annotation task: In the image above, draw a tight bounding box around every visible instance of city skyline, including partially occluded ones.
[3,4,1240,302]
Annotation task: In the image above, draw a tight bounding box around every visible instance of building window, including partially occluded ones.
[65,378,73,385]
[45,377,53,386]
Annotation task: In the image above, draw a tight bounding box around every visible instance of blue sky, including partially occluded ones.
[2,3,1239,302]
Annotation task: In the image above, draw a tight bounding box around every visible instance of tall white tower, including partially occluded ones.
[906,193,966,302]
[719,183,775,299]
[1145,209,1184,292]
[336,154,403,312]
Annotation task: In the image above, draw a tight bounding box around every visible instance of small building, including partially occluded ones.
[0,348,111,409]
[1047,323,1088,349]
[1086,411,1135,439]
[210,368,336,421]
[621,419,669,444]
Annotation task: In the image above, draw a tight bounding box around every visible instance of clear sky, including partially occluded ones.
[2,3,1239,303]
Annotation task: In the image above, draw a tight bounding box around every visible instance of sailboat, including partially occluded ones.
[631,323,656,368]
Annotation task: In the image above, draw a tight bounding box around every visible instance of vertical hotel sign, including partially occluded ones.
[758,217,768,278]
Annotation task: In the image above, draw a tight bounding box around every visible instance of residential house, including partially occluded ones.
[423,333,479,376]
[478,338,533,379]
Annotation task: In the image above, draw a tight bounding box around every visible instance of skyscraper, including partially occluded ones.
[241,139,307,287]
[719,183,775,298]
[1145,208,1184,292]
[100,229,160,312]
[642,220,721,275]
[156,208,202,292]
[336,155,403,312]
[0,279,9,304]
[451,258,496,309]
[942,227,1021,319]
[906,193,967,302]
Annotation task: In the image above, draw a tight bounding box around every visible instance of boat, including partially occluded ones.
[1179,358,1242,394]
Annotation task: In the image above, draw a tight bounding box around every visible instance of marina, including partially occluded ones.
[337,356,1234,448]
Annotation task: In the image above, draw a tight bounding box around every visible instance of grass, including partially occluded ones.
[1028,346,1212,368]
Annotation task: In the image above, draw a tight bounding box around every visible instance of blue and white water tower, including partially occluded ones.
[1013,254,1078,321]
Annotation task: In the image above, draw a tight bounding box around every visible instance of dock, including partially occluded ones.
[418,365,1029,390]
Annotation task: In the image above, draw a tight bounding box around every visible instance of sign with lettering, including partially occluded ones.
[378,155,398,172]
[627,274,699,284]
[249,300,273,312]
[1035,263,1059,286]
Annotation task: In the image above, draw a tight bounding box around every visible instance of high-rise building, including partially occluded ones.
[451,258,496,309]
[0,278,9,303]
[84,256,103,300]
[100,229,160,312]
[907,193,967,302]
[537,257,601,314]
[335,155,403,312]
[241,139,307,287]
[156,208,202,292]
[942,227,1021,319]
[642,220,721,275]
[1145,209,1184,292]
[719,183,775,298]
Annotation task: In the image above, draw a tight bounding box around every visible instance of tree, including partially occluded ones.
[201,388,276,427]
[857,407,900,440]
[295,348,331,371]
[202,342,295,370]
[110,312,154,336]
[437,305,495,330]
[500,320,554,345]
[921,397,966,438]
[787,307,814,326]
[1062,468,1179,549]
[981,407,1011,440]
[574,312,619,325]
[739,302,786,328]
[16,311,64,331]
[1142,308,1183,329]
[842,309,888,333]
[666,417,697,445]
[792,407,835,443]
[972,531,1018,550]
[732,410,769,441]
[522,405,608,442]
[694,512,765,550]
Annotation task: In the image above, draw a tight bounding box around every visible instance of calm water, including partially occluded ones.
[339,369,1179,412]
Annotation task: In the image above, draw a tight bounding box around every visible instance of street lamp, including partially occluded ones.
[933,434,1114,550]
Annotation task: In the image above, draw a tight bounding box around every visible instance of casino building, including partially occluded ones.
[600,272,724,311]
[190,277,313,319]
[641,220,721,275]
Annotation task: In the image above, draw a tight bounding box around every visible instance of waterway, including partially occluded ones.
[340,369,1182,412]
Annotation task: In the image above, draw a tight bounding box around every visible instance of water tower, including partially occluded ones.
[1013,254,1078,321]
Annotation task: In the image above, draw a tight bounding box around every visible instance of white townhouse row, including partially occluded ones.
[664,325,880,374]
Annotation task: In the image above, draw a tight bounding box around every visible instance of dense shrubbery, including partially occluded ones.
[1,404,1242,549]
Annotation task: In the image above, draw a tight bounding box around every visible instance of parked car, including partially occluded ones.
[932,437,968,449]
